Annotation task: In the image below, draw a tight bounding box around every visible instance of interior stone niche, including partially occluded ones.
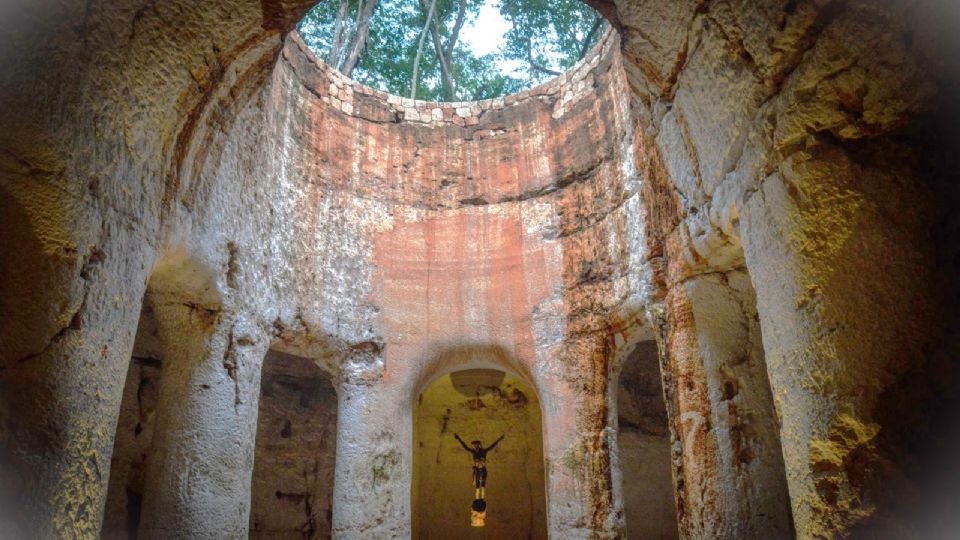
[615,341,679,540]
[0,0,952,536]
[249,350,338,539]
[412,369,547,539]
[101,303,164,540]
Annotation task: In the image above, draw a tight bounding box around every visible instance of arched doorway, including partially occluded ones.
[100,303,164,540]
[249,350,338,538]
[412,368,547,539]
[615,340,679,539]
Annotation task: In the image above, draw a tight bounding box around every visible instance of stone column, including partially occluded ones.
[0,285,147,538]
[658,281,727,538]
[741,149,938,537]
[331,344,409,539]
[662,271,792,538]
[638,147,793,538]
[539,335,623,539]
[0,193,152,537]
[137,304,269,539]
[632,83,792,536]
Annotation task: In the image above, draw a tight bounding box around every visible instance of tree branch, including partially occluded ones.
[341,0,378,76]
[424,4,456,99]
[418,0,466,100]
[327,0,350,66]
[577,15,603,61]
[444,0,468,58]
[431,21,455,99]
[410,0,437,99]
[472,81,491,100]
[526,37,561,76]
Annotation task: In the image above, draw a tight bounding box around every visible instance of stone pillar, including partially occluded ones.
[683,270,793,538]
[0,286,147,537]
[0,191,152,537]
[658,281,727,538]
[137,304,269,539]
[539,335,623,539]
[331,343,409,539]
[632,84,791,536]
[665,271,793,538]
[741,147,938,537]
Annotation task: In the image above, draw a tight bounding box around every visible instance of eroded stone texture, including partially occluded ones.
[138,303,271,539]
[0,1,314,535]
[249,351,338,539]
[1,0,958,538]
[262,29,644,538]
[594,0,959,537]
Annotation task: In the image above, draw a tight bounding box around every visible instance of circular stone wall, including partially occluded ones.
[259,26,647,538]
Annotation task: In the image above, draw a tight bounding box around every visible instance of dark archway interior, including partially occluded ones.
[616,341,678,539]
[249,351,338,539]
[101,304,163,540]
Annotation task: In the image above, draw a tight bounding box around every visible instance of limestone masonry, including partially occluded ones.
[1,1,959,539]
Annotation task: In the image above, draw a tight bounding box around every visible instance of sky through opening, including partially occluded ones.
[297,0,605,102]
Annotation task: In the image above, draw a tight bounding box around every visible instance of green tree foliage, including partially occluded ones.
[500,0,604,84]
[296,0,604,102]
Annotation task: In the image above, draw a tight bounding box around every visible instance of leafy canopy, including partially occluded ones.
[297,0,604,102]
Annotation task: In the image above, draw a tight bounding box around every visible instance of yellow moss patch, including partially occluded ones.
[806,414,881,538]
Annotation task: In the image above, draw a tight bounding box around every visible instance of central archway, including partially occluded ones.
[412,367,547,539]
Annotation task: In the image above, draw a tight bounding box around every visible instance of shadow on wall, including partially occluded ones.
[0,186,83,367]
[413,369,547,540]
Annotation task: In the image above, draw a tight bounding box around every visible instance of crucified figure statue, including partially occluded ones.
[454,432,505,499]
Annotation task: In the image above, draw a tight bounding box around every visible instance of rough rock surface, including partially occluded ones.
[592,0,960,537]
[2,11,645,536]
[0,0,958,538]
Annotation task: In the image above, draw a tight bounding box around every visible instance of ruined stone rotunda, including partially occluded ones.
[2,1,960,539]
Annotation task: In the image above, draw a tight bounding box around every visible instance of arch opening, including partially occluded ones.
[100,302,163,540]
[412,367,547,539]
[249,350,339,539]
[409,344,538,404]
[614,340,679,539]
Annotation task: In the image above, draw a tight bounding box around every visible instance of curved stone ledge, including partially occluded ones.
[275,28,628,211]
[287,28,615,125]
